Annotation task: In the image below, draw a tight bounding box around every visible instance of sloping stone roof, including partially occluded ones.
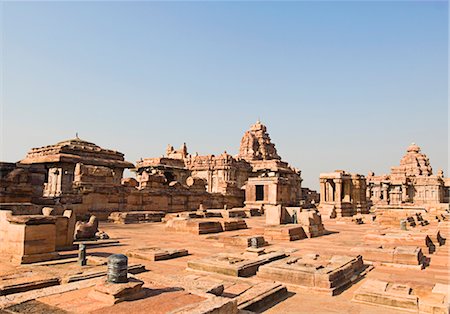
[21,137,134,168]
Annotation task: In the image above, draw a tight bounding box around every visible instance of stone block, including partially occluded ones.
[264,225,307,241]
[127,247,188,261]
[89,277,145,305]
[188,250,286,277]
[258,255,366,295]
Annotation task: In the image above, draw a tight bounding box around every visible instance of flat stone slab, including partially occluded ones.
[352,279,419,311]
[128,247,189,261]
[188,250,287,277]
[170,296,238,314]
[215,234,266,248]
[166,218,223,234]
[0,275,60,296]
[166,218,247,234]
[90,277,145,305]
[258,254,366,295]
[237,282,288,311]
[6,215,56,225]
[139,272,224,296]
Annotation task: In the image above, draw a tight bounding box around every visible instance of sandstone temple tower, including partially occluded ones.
[367,143,449,210]
[238,121,302,209]
[238,120,281,161]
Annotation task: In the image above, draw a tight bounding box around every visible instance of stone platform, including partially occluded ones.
[90,277,146,305]
[257,254,367,295]
[352,279,419,311]
[364,230,444,254]
[187,250,286,277]
[351,245,425,268]
[264,225,307,241]
[165,218,247,235]
[127,247,188,261]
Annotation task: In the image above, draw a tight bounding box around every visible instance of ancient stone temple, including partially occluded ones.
[134,144,248,207]
[367,143,450,211]
[0,162,46,205]
[136,121,304,210]
[239,121,303,208]
[18,137,134,218]
[187,152,251,195]
[238,120,281,162]
[318,170,369,217]
[1,122,308,219]
[20,136,133,197]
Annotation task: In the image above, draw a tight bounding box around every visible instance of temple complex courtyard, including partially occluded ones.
[0,121,449,313]
[0,213,448,313]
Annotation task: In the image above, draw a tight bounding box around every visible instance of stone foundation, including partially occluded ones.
[187,250,286,277]
[89,277,145,305]
[257,254,366,295]
[350,246,425,267]
[127,247,188,261]
[264,225,307,241]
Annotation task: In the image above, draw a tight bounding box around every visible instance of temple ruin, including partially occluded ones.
[318,170,369,218]
[0,124,449,313]
[367,143,450,211]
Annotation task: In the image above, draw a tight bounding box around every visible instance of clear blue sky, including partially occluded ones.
[1,1,448,190]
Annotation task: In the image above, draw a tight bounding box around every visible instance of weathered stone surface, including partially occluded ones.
[166,218,223,234]
[351,246,424,266]
[236,282,288,311]
[264,225,307,241]
[170,297,238,314]
[364,230,442,254]
[318,170,369,218]
[258,254,366,295]
[108,211,165,224]
[188,250,287,277]
[0,210,60,264]
[352,279,419,311]
[367,143,449,211]
[128,247,188,261]
[0,277,60,296]
[89,277,145,304]
[75,215,99,240]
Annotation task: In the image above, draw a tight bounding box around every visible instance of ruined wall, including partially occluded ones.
[0,162,46,204]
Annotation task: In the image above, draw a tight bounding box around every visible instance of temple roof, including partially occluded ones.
[390,143,433,178]
[237,120,281,161]
[20,137,134,168]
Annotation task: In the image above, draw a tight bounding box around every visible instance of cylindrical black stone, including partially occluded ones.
[78,243,87,266]
[107,254,128,283]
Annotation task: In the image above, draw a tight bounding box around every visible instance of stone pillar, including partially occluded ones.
[343,180,351,203]
[334,179,342,205]
[78,244,87,266]
[327,181,334,202]
[320,179,326,203]
[402,185,407,203]
[383,188,388,203]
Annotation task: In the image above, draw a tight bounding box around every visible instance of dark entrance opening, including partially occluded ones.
[164,171,175,182]
[256,185,264,201]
